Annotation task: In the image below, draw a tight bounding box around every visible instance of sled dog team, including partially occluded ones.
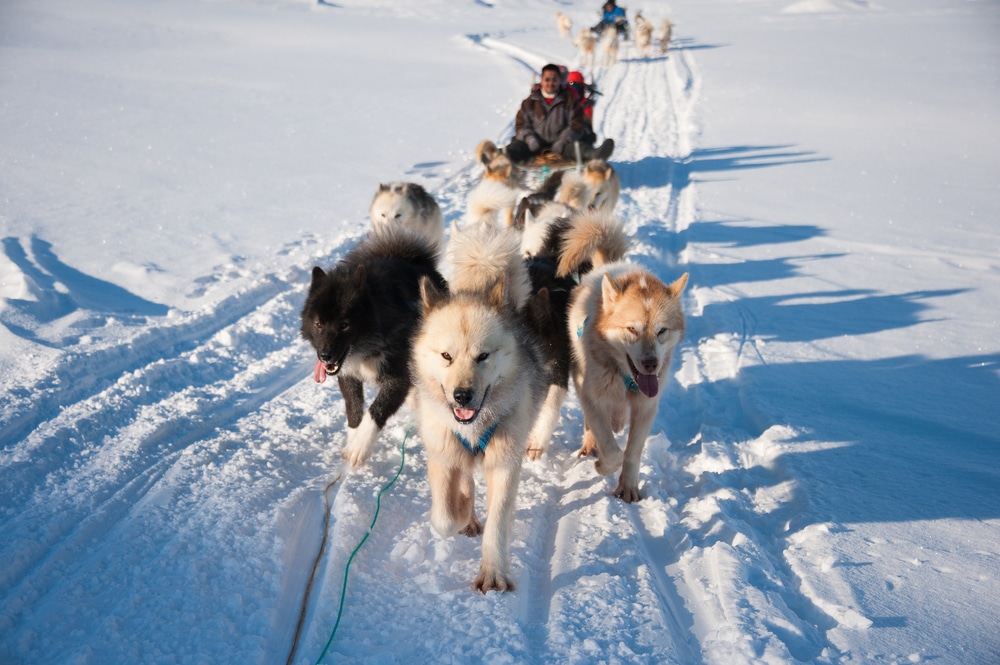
[567,10,674,66]
[300,148,688,593]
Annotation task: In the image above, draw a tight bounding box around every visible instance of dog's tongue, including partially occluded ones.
[313,359,327,384]
[636,373,659,398]
[454,408,476,421]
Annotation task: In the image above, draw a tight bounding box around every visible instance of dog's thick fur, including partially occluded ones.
[634,13,654,59]
[301,228,447,469]
[467,140,524,229]
[574,29,596,68]
[369,182,445,253]
[411,227,546,592]
[657,19,674,56]
[521,211,629,460]
[601,27,620,67]
[516,159,619,219]
[555,11,573,39]
[568,259,689,502]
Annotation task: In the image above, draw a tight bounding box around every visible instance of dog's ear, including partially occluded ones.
[668,272,689,297]
[419,275,447,311]
[310,266,326,292]
[486,278,507,310]
[379,183,390,192]
[526,287,553,329]
[601,272,621,306]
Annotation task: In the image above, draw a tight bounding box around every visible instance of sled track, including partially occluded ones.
[2,27,841,665]
[0,236,360,618]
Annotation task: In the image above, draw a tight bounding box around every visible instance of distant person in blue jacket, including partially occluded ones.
[592,0,628,39]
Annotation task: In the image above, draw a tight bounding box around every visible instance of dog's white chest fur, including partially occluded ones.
[341,352,383,384]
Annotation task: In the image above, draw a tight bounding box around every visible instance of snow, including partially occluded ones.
[2,0,998,663]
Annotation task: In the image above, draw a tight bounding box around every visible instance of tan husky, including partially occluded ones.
[411,227,545,592]
[568,261,688,502]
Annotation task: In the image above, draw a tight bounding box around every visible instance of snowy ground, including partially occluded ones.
[2,0,999,663]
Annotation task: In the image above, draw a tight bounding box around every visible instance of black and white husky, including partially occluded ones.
[300,228,447,468]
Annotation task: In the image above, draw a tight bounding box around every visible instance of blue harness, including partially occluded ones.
[576,316,640,393]
[454,421,499,456]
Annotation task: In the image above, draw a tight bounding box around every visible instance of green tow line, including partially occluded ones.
[314,428,409,664]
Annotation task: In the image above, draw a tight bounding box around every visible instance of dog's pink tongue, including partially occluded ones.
[454,408,476,421]
[636,373,659,398]
[313,359,327,384]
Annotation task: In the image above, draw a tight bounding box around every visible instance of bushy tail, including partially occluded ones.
[474,139,502,166]
[447,225,531,310]
[464,179,520,229]
[556,210,629,278]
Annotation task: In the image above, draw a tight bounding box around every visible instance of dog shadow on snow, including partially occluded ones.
[591,141,998,657]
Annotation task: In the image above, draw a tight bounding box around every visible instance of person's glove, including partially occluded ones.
[525,135,540,153]
[552,139,567,156]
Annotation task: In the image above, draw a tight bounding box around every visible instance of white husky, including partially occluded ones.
[369,181,445,253]
[411,227,545,592]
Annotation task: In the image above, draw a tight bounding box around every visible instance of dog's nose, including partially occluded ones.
[453,387,474,406]
[641,357,658,374]
[319,350,333,362]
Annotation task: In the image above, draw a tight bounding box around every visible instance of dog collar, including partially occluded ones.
[621,372,640,393]
[454,421,499,456]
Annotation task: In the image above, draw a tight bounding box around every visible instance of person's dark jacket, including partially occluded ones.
[513,87,586,156]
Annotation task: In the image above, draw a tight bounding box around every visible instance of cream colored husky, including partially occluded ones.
[568,261,689,502]
[411,227,545,592]
[555,11,573,39]
[368,182,445,254]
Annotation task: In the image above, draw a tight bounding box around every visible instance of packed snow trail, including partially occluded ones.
[297,33,836,665]
[0,17,860,665]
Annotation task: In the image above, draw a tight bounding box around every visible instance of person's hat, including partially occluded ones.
[567,71,585,85]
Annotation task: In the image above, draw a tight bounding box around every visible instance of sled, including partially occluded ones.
[515,144,585,188]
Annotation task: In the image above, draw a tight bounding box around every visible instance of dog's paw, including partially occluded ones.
[612,479,642,503]
[525,446,545,461]
[594,448,623,476]
[460,513,483,537]
[594,450,623,476]
[472,566,515,594]
[342,414,380,469]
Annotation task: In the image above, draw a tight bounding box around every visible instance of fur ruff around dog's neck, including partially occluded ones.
[454,421,499,456]
[576,316,641,393]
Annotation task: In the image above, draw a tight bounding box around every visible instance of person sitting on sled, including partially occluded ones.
[592,0,628,39]
[565,70,599,144]
[505,63,613,165]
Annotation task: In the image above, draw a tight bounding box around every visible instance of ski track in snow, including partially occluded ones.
[1,26,859,665]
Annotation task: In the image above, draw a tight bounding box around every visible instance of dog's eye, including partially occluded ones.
[626,326,638,337]
[314,321,323,330]
[340,320,350,331]
[394,213,402,219]
[657,327,668,336]
[441,352,452,363]
[476,352,489,363]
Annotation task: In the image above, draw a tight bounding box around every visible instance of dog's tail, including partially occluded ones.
[447,225,531,311]
[556,210,629,278]
[465,179,520,229]
[475,139,502,167]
